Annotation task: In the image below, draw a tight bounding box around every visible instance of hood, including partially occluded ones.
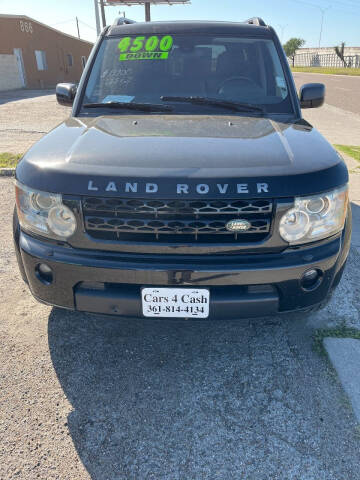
[16,115,348,198]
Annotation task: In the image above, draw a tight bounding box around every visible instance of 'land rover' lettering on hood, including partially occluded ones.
[87,180,270,195]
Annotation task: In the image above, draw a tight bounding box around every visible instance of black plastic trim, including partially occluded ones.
[75,284,279,319]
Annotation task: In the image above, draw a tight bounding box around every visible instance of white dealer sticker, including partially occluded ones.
[142,287,210,318]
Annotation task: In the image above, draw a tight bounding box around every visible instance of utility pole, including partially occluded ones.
[76,16,80,39]
[145,2,151,22]
[99,0,107,28]
[94,0,101,35]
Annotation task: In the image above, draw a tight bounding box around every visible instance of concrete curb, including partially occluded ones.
[293,71,360,79]
[0,168,15,177]
[324,337,360,423]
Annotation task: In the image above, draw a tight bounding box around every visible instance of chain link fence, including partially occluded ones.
[293,53,360,68]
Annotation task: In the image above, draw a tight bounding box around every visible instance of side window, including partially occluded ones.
[67,54,73,67]
[35,50,47,71]
[81,56,87,69]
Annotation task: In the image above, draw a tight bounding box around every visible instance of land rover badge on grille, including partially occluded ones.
[225,219,252,232]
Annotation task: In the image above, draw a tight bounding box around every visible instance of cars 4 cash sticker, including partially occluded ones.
[118,35,174,61]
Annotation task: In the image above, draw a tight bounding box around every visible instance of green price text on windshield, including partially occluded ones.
[118,35,174,61]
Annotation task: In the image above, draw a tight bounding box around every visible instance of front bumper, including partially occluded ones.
[16,218,351,319]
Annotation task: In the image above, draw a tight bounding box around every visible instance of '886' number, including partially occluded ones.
[118,35,173,54]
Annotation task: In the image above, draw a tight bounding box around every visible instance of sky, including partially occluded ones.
[0,0,359,47]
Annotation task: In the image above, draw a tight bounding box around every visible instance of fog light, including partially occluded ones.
[35,263,53,285]
[301,268,322,290]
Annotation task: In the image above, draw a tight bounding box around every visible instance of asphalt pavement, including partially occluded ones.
[293,73,360,145]
[293,72,360,116]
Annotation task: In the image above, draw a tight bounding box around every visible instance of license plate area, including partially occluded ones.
[141,287,210,318]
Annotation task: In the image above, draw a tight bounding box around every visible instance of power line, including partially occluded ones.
[301,0,360,8]
[325,0,360,10]
[49,17,96,41]
[51,18,97,32]
[78,19,97,31]
[326,0,360,7]
[50,18,76,27]
[286,0,360,14]
[284,0,332,47]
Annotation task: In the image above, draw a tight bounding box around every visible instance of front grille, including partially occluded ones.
[82,197,273,244]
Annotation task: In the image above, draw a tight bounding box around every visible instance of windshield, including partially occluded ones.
[82,33,293,115]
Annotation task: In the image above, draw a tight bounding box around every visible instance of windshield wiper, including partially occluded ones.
[161,96,264,113]
[83,101,173,112]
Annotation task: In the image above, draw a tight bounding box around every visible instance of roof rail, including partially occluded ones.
[245,17,267,27]
[113,17,136,25]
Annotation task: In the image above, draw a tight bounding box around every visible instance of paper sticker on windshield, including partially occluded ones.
[276,76,287,89]
[118,35,174,61]
[102,95,134,103]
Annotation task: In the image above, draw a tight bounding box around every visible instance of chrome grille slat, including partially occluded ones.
[84,216,270,235]
[82,198,273,215]
[82,197,273,243]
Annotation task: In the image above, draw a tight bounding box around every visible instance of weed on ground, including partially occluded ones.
[335,145,360,163]
[0,153,22,168]
[292,67,360,76]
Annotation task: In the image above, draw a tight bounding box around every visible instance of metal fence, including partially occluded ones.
[293,53,360,68]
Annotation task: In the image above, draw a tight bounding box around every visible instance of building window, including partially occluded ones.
[81,56,87,69]
[67,54,73,67]
[35,50,47,71]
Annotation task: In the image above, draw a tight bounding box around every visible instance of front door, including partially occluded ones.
[13,48,26,87]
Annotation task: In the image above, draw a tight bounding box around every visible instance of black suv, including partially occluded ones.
[13,18,351,319]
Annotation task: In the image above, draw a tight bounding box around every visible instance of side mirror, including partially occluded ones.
[56,83,77,106]
[299,83,325,109]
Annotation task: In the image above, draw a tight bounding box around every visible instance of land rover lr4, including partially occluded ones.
[13,18,351,319]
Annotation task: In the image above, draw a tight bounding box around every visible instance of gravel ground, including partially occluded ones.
[0,89,69,154]
[1,88,360,479]
[1,175,360,479]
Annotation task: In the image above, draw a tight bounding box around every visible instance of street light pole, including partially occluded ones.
[76,16,80,39]
[278,24,288,43]
[99,0,107,28]
[318,6,331,48]
[94,0,101,35]
[145,2,151,22]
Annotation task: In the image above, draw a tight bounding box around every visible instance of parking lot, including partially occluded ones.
[293,73,360,146]
[1,80,360,479]
[0,89,68,154]
[293,72,360,115]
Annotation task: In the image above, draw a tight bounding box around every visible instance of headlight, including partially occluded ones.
[279,185,348,245]
[15,181,76,240]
